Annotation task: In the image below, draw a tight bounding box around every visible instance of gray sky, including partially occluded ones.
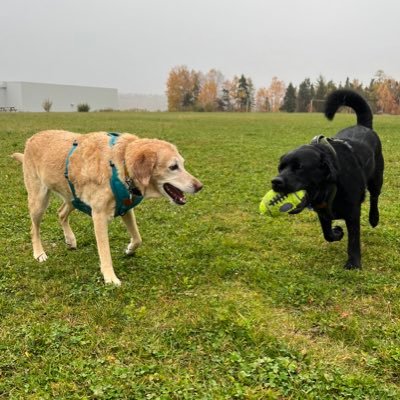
[2,0,399,94]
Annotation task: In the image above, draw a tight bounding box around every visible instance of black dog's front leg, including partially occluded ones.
[344,212,361,269]
[318,214,344,242]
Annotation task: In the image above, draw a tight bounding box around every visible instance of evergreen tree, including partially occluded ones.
[281,83,297,112]
[297,78,313,112]
[182,92,194,109]
[364,79,378,113]
[237,74,249,111]
[314,75,327,112]
[310,84,315,104]
[315,75,327,99]
[326,80,337,94]
[311,75,328,112]
[246,78,255,111]
[220,87,231,111]
[191,72,201,108]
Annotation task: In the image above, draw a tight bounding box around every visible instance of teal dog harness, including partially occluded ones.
[64,132,143,216]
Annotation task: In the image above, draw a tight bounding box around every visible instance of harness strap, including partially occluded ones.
[64,140,78,196]
[64,133,143,217]
[64,141,93,216]
[107,133,143,214]
[311,135,338,158]
[311,134,353,156]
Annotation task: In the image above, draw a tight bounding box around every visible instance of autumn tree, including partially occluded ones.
[370,71,400,114]
[166,67,400,114]
[267,76,285,112]
[255,87,270,112]
[206,69,224,92]
[197,69,224,111]
[198,80,217,111]
[376,80,400,114]
[166,65,200,111]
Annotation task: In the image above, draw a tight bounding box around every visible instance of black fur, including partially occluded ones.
[271,90,384,269]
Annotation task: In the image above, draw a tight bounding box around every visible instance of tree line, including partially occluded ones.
[166,67,400,114]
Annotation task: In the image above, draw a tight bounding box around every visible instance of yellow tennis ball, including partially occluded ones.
[259,189,307,217]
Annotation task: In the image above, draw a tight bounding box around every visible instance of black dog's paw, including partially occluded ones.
[369,210,379,228]
[344,261,361,270]
[332,226,344,241]
[324,226,344,242]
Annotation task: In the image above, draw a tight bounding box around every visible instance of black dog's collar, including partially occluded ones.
[311,134,353,157]
[311,135,338,159]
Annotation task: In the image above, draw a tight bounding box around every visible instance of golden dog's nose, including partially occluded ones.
[193,181,203,193]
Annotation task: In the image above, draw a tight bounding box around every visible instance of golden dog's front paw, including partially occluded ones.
[104,275,122,286]
[65,237,77,250]
[35,252,48,262]
[125,240,142,255]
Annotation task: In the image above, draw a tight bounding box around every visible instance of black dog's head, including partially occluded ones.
[272,144,338,205]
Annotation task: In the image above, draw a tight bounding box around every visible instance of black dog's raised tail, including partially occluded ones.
[324,89,373,129]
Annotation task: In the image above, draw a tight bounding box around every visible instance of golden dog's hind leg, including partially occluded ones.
[58,201,77,249]
[92,211,121,286]
[121,210,142,255]
[27,182,51,262]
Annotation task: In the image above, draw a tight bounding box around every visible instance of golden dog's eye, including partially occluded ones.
[169,164,179,171]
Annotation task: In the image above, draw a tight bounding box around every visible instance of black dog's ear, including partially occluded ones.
[320,152,338,182]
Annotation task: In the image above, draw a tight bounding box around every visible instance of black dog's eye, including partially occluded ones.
[292,162,302,171]
[169,164,179,171]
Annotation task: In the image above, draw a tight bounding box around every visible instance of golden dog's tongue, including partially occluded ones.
[163,183,187,205]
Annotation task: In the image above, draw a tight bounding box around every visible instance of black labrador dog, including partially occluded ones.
[272,89,384,269]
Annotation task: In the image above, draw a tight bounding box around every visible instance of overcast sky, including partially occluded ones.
[1,0,399,95]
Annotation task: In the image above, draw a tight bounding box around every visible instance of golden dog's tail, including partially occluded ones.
[11,152,24,163]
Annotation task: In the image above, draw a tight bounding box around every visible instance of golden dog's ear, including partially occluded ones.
[132,149,157,187]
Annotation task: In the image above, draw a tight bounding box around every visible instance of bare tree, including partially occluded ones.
[42,99,53,112]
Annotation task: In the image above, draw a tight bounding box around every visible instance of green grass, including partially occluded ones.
[1,111,400,399]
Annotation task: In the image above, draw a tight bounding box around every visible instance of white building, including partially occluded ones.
[0,81,119,112]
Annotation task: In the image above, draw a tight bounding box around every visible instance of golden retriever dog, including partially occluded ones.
[12,130,203,285]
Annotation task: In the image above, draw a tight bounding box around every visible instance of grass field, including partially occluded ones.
[1,111,400,399]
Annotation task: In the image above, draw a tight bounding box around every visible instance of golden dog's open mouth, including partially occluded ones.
[163,183,187,205]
